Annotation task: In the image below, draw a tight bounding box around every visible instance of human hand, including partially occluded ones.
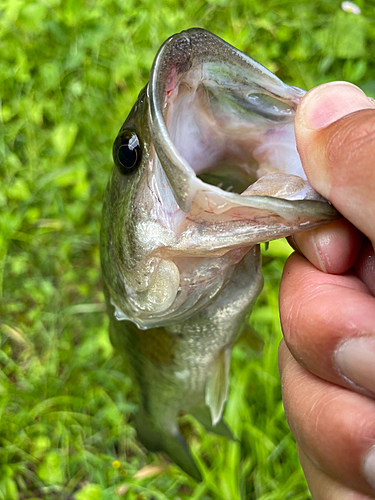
[278,82,375,499]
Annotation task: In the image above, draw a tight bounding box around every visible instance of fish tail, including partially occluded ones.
[134,407,202,482]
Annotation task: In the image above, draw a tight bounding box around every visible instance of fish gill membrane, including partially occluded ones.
[100,28,339,481]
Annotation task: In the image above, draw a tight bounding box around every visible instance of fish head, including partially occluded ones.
[101,28,339,330]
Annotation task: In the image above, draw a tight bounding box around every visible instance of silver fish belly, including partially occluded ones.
[100,28,338,481]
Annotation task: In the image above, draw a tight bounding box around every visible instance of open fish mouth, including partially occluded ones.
[149,29,337,226]
[104,28,339,329]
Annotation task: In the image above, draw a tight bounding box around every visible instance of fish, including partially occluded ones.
[100,28,339,481]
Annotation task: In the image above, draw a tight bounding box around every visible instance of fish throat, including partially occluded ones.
[164,65,303,195]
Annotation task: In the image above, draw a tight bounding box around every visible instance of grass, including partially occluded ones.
[1,0,375,498]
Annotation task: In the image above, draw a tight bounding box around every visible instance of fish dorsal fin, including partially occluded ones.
[205,347,231,426]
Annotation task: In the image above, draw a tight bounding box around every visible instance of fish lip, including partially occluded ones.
[149,30,199,213]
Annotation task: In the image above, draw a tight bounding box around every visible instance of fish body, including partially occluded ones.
[100,28,338,480]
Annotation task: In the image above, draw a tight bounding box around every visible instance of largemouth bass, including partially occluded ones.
[100,28,338,481]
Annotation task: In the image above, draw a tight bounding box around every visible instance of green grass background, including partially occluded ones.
[1,0,375,498]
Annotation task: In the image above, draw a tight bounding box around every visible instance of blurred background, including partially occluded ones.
[1,0,374,498]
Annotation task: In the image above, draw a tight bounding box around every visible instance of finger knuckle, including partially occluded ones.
[325,111,375,187]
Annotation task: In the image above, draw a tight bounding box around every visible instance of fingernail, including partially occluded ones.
[306,230,328,273]
[291,230,328,273]
[299,82,375,130]
[334,336,375,394]
[363,445,375,491]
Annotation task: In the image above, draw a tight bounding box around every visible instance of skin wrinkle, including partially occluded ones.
[311,231,328,273]
[281,257,372,344]
[284,352,375,494]
[280,253,375,414]
[295,111,375,222]
[304,387,351,469]
[279,346,333,469]
[280,342,375,495]
[298,445,375,500]
[310,391,342,438]
[325,115,375,189]
[298,387,342,469]
[281,330,375,495]
[326,129,375,189]
[280,349,312,444]
[283,277,364,354]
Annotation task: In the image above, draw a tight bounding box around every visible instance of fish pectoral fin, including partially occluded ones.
[134,408,202,482]
[205,347,231,426]
[236,324,264,357]
[190,405,236,441]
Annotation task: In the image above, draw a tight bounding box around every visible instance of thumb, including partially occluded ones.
[295,82,375,246]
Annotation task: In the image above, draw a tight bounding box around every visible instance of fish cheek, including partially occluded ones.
[137,328,178,367]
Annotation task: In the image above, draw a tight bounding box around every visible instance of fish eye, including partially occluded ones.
[113,131,141,174]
